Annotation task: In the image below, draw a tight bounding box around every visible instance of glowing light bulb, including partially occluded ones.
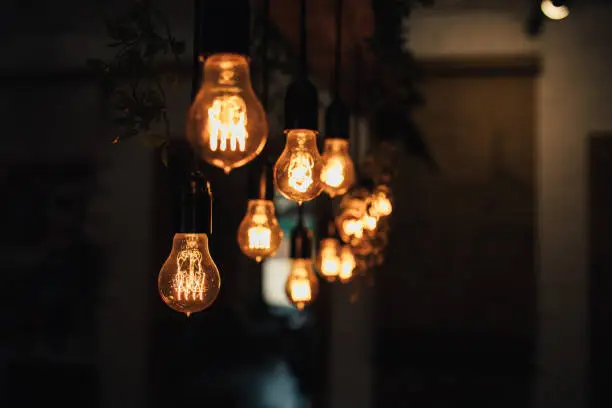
[237,199,283,262]
[320,139,355,197]
[338,245,356,283]
[316,238,341,282]
[158,233,221,317]
[368,186,393,218]
[362,214,378,231]
[187,54,268,173]
[285,258,319,310]
[274,129,323,204]
[541,0,569,20]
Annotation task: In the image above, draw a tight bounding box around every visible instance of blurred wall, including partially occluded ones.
[406,2,612,408]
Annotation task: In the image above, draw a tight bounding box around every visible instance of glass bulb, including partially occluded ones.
[316,238,341,282]
[368,186,393,218]
[187,53,268,174]
[541,0,569,20]
[338,245,357,283]
[237,199,283,262]
[285,258,319,310]
[320,139,355,197]
[158,233,221,317]
[273,129,324,204]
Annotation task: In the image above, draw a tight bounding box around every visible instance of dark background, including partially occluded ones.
[1,1,612,407]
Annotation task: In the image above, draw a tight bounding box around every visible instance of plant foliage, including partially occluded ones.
[87,0,185,153]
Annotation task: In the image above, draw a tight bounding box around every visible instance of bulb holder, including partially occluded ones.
[166,139,213,235]
[290,221,312,259]
[324,98,350,140]
[284,77,319,131]
[248,159,275,201]
[198,0,251,56]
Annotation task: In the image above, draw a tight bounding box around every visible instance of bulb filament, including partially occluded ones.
[290,279,312,305]
[247,226,272,250]
[321,159,345,188]
[321,248,341,277]
[174,235,207,301]
[207,95,248,152]
[340,251,356,281]
[288,152,314,193]
[343,218,364,239]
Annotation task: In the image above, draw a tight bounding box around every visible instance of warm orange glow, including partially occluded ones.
[158,233,221,316]
[288,152,314,193]
[237,199,283,262]
[285,258,319,310]
[274,129,324,204]
[320,139,355,197]
[316,238,341,282]
[368,186,393,218]
[339,245,356,283]
[247,226,271,249]
[342,218,364,239]
[207,95,248,152]
[187,53,267,174]
[362,215,378,231]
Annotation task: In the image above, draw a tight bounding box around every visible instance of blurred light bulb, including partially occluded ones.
[320,139,355,197]
[541,0,569,20]
[158,233,221,317]
[338,245,356,283]
[362,214,378,231]
[343,218,364,239]
[285,258,319,310]
[187,54,267,174]
[368,186,393,218]
[274,129,323,204]
[237,199,283,262]
[316,238,341,282]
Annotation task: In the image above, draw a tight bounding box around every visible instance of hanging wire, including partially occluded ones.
[262,0,270,110]
[298,0,308,77]
[333,0,343,97]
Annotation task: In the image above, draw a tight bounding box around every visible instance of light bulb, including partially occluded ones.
[158,233,221,317]
[362,214,378,231]
[316,238,341,282]
[237,199,283,262]
[187,53,268,174]
[541,0,569,20]
[338,245,357,283]
[320,139,355,197]
[368,186,393,218]
[285,258,319,310]
[274,129,324,204]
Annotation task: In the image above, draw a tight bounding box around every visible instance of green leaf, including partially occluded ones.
[141,133,166,148]
[86,58,109,72]
[160,143,169,167]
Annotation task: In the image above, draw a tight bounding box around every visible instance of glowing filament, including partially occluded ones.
[343,218,364,239]
[174,236,206,301]
[339,248,356,282]
[320,247,341,278]
[247,226,272,250]
[288,152,314,193]
[207,95,248,152]
[321,158,345,188]
[290,279,312,306]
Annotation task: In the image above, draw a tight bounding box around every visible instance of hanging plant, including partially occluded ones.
[86,0,185,159]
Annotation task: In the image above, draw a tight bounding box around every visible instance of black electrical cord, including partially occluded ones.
[333,0,343,97]
[298,0,308,78]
